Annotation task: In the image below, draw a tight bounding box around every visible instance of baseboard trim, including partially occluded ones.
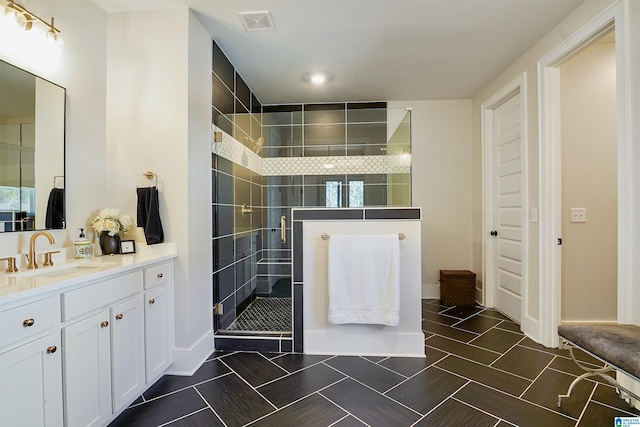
[304,330,425,358]
[166,330,214,376]
[422,283,440,299]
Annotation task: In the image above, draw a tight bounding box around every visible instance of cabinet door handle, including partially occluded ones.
[115,314,123,320]
[157,273,163,278]
[46,345,57,354]
[23,318,35,327]
[101,321,109,328]
[148,299,155,304]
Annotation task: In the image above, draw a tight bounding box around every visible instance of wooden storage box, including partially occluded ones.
[439,270,476,306]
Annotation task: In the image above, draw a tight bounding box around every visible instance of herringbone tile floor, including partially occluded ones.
[109,300,640,426]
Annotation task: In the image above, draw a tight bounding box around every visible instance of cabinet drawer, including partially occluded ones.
[0,298,56,348]
[61,271,143,321]
[144,262,172,290]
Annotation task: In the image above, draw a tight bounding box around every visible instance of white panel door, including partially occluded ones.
[492,93,523,322]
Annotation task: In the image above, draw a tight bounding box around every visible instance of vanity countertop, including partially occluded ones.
[0,242,177,306]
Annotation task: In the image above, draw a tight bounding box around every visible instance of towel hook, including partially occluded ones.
[143,171,158,187]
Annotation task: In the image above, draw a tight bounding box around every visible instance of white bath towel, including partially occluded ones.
[328,234,400,326]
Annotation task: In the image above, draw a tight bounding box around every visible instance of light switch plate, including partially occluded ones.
[570,208,587,223]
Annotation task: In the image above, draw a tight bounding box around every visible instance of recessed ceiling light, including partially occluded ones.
[310,74,326,84]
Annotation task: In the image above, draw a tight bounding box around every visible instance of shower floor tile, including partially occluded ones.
[109,300,640,427]
[226,297,291,332]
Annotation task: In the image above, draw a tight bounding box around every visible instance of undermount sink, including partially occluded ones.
[10,261,119,278]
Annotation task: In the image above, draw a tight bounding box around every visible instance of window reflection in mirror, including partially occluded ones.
[0,59,65,232]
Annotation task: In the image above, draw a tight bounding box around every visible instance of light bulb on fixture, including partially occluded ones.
[310,74,326,84]
[401,148,411,162]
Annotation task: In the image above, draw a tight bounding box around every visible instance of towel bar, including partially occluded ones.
[321,233,405,240]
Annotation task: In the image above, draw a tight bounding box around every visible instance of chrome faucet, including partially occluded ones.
[27,231,55,270]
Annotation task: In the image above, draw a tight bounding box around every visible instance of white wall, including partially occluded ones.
[302,219,424,357]
[389,100,473,297]
[0,0,107,255]
[106,8,213,374]
[560,40,617,322]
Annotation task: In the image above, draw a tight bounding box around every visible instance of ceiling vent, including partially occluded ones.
[238,11,275,32]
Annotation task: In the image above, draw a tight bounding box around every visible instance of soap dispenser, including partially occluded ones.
[74,228,91,260]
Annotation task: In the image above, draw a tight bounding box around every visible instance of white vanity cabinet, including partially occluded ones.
[0,297,63,427]
[0,248,176,427]
[143,262,174,383]
[62,271,145,427]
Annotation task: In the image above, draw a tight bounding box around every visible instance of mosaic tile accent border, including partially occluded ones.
[212,125,263,175]
[212,125,411,176]
[262,155,411,176]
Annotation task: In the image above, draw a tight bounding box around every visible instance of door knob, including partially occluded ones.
[490,230,498,237]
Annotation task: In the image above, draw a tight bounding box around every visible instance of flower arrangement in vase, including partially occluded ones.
[92,208,133,255]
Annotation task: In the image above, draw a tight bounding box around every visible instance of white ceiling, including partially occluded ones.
[95,0,586,104]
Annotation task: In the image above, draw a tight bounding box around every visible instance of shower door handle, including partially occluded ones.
[281,216,286,243]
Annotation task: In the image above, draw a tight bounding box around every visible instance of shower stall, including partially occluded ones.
[210,41,412,349]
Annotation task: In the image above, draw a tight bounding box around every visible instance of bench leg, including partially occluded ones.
[558,341,640,409]
[557,344,615,408]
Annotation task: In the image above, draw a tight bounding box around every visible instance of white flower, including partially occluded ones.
[92,208,133,236]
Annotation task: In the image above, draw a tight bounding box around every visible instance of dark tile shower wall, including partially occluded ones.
[212,42,263,331]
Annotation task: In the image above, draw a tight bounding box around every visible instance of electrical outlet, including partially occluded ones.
[570,208,587,223]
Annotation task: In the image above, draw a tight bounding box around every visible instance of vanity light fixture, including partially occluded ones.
[0,0,63,65]
[3,0,61,39]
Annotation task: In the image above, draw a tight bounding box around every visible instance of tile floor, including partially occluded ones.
[226,297,292,332]
[109,300,640,427]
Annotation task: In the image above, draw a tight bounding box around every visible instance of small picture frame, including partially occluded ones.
[120,240,136,254]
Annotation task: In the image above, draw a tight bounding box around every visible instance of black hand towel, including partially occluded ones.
[45,188,65,229]
[137,186,164,245]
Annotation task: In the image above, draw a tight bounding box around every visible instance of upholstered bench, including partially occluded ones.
[557,323,640,408]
